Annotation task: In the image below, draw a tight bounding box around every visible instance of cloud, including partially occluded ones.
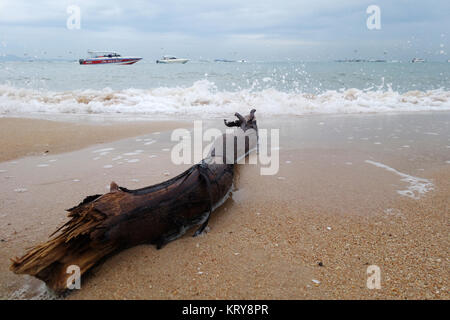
[0,0,449,60]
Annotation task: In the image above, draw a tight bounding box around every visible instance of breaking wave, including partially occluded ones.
[1,80,449,117]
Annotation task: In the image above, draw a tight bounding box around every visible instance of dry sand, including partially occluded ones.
[0,113,448,300]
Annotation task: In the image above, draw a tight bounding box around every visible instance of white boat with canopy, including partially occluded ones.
[156,55,189,64]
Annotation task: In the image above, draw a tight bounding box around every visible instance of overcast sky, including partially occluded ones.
[0,0,448,61]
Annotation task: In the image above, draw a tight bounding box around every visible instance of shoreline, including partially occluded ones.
[1,110,449,163]
[0,112,449,300]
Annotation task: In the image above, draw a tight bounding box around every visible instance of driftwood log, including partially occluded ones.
[10,109,258,293]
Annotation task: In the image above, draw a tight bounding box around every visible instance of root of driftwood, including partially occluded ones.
[10,110,258,294]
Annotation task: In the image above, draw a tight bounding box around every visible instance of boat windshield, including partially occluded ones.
[105,53,121,57]
[88,51,121,58]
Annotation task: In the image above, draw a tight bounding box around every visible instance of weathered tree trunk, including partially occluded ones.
[10,110,258,294]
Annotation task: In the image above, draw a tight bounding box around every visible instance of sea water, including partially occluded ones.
[0,60,449,117]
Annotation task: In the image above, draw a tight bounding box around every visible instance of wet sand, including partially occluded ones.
[0,112,449,300]
[0,117,187,162]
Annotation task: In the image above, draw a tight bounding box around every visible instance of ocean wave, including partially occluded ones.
[1,80,449,117]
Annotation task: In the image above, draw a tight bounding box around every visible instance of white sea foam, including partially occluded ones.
[9,281,57,300]
[365,160,434,199]
[1,81,449,117]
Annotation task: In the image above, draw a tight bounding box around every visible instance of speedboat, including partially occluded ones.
[411,58,425,63]
[156,56,189,64]
[79,51,142,65]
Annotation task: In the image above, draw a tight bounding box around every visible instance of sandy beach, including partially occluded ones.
[0,117,187,162]
[0,112,449,300]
